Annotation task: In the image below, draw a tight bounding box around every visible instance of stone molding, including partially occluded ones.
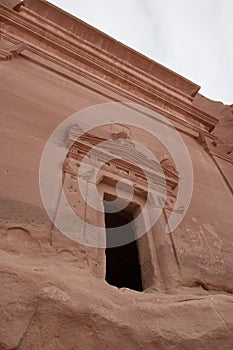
[198,132,233,164]
[0,3,218,135]
[0,41,26,60]
[0,0,23,10]
[17,0,200,97]
[63,129,178,213]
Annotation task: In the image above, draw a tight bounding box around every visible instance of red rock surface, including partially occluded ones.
[194,94,233,160]
[0,1,232,349]
[1,238,233,350]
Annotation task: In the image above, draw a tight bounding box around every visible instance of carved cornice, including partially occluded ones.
[0,3,218,134]
[0,42,26,60]
[0,0,23,10]
[19,0,200,97]
[0,47,11,60]
[198,132,233,164]
[208,149,233,164]
[65,130,179,196]
[16,7,192,102]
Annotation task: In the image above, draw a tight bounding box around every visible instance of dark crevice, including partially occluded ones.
[200,283,209,291]
[13,1,24,12]
[105,207,143,292]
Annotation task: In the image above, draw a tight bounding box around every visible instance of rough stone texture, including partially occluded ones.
[1,244,233,350]
[0,1,233,349]
[194,94,233,160]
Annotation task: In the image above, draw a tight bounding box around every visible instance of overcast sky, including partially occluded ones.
[48,0,233,104]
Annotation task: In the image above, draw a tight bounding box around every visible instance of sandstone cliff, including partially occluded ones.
[194,94,233,161]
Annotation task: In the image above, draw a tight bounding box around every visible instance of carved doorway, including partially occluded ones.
[104,200,143,292]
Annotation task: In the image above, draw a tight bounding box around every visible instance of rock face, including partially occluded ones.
[0,1,233,349]
[194,94,233,161]
[1,241,233,350]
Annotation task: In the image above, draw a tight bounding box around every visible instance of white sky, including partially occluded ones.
[48,0,233,104]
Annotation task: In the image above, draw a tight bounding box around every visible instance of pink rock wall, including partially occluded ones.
[0,1,232,349]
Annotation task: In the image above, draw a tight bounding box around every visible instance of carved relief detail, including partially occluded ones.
[0,43,27,61]
[179,222,233,275]
[198,131,233,164]
[63,126,179,211]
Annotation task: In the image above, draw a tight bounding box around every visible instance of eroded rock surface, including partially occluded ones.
[0,0,233,349]
[194,94,233,160]
[0,233,233,350]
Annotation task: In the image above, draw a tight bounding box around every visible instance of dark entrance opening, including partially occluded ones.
[104,207,143,292]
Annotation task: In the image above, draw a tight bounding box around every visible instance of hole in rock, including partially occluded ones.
[104,205,143,292]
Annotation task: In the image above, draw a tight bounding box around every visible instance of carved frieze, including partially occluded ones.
[63,127,179,212]
[0,42,26,61]
[0,2,219,135]
[0,0,24,10]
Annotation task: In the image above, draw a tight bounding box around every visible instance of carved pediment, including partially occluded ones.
[0,42,27,61]
[66,125,179,192]
[0,0,24,10]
